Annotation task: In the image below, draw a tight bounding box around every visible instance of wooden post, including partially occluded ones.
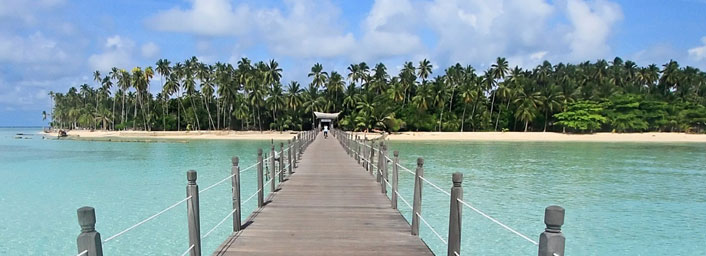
[279,142,284,183]
[76,207,103,256]
[287,140,293,174]
[391,150,399,209]
[369,141,376,176]
[231,157,241,232]
[293,137,298,168]
[257,149,264,207]
[376,142,383,183]
[356,136,361,164]
[186,170,201,256]
[411,158,424,236]
[447,172,463,256]
[380,143,388,195]
[297,134,302,160]
[270,143,276,193]
[538,206,566,256]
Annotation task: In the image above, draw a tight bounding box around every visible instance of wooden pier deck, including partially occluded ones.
[214,133,433,256]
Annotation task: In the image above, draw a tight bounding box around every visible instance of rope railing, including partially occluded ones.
[103,195,192,243]
[202,185,262,239]
[179,244,195,256]
[457,198,539,245]
[72,129,320,256]
[416,212,448,245]
[199,162,259,194]
[333,128,566,256]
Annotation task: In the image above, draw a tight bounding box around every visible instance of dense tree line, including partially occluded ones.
[49,56,706,133]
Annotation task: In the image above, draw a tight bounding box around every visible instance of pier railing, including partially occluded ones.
[74,129,318,256]
[331,129,566,256]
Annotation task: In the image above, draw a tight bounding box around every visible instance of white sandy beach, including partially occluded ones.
[42,130,706,143]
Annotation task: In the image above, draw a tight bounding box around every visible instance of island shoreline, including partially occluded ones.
[39,130,706,143]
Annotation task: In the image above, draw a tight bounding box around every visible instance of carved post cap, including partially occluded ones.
[232,156,239,166]
[258,148,263,155]
[544,205,565,232]
[187,170,197,184]
[77,207,96,232]
[280,142,284,147]
[393,150,399,157]
[452,172,463,186]
[417,157,424,167]
[382,144,387,150]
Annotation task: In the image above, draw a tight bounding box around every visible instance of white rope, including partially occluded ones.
[199,162,259,194]
[454,251,460,256]
[456,198,539,245]
[416,212,447,245]
[419,176,451,197]
[77,250,88,256]
[202,208,237,239]
[385,155,393,163]
[104,196,192,243]
[179,244,195,256]
[240,162,259,173]
[396,163,416,175]
[395,190,413,210]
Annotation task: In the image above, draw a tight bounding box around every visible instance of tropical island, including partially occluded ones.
[46,56,706,142]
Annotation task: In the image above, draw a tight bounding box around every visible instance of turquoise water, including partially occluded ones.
[385,140,706,255]
[0,128,283,255]
[1,128,705,255]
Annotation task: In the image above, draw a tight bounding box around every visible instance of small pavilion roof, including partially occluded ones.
[314,112,341,120]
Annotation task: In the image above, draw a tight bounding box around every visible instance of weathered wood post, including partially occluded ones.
[391,150,399,209]
[287,140,293,174]
[257,149,264,207]
[279,142,285,183]
[186,170,201,256]
[411,158,424,236]
[76,206,103,256]
[380,144,388,195]
[356,136,361,164]
[538,206,566,256]
[293,136,298,168]
[270,142,276,193]
[231,157,241,232]
[447,172,463,256]
[369,141,376,176]
[297,134,303,160]
[376,142,383,183]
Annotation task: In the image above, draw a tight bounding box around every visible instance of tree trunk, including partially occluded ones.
[470,101,477,131]
[489,91,496,130]
[494,102,502,131]
[543,108,549,132]
[524,120,529,132]
[203,96,215,130]
[461,103,467,132]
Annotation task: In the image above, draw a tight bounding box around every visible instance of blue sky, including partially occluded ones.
[1,0,705,126]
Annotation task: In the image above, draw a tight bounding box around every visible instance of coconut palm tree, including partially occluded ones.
[417,59,432,85]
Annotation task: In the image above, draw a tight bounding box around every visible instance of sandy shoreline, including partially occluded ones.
[42,130,301,141]
[41,130,706,143]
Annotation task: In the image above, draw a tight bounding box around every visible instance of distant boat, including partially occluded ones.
[58,130,68,138]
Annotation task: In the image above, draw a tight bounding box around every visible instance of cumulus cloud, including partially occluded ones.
[141,42,160,58]
[88,35,135,72]
[0,32,68,63]
[565,0,623,61]
[688,36,706,61]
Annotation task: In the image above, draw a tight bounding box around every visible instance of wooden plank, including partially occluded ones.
[214,133,433,256]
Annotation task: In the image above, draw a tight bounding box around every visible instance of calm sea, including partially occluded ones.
[1,128,705,255]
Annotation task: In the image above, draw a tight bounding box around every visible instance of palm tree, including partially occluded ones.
[308,63,328,90]
[513,89,543,132]
[417,59,432,85]
[327,71,345,111]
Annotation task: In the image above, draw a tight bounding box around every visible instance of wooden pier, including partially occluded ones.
[213,131,432,255]
[73,129,566,256]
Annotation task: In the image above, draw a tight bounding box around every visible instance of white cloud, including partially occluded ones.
[147,0,251,37]
[565,0,622,61]
[88,35,135,72]
[141,42,160,59]
[356,0,424,60]
[688,36,706,61]
[0,32,68,63]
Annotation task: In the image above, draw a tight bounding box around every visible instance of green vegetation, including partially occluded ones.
[49,57,706,133]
